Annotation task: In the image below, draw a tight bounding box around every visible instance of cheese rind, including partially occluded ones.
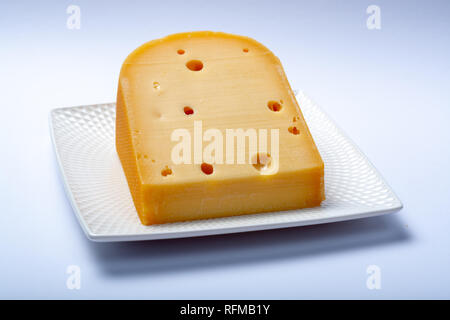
[116,31,324,225]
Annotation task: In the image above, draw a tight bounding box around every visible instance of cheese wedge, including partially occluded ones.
[116,31,324,225]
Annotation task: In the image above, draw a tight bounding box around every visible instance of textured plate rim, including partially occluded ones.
[49,110,95,240]
[49,95,403,242]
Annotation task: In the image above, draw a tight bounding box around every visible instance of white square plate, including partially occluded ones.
[49,92,402,242]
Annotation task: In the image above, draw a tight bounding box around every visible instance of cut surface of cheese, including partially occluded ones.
[116,31,324,225]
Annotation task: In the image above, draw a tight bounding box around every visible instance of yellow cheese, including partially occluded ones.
[116,31,324,225]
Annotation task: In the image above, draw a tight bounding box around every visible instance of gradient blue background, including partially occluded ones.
[1,0,449,299]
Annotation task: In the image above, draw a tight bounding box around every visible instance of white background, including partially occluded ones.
[1,0,449,298]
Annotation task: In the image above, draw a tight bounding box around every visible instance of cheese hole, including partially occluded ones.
[288,126,300,135]
[201,163,214,175]
[177,49,185,55]
[252,153,272,172]
[184,106,194,115]
[161,166,172,177]
[153,82,160,90]
[267,100,282,112]
[243,48,249,53]
[186,60,203,71]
